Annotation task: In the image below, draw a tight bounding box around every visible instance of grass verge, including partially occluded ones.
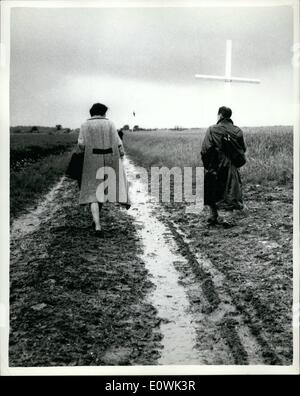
[10,151,72,220]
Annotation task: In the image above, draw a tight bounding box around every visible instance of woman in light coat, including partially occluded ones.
[78,103,130,237]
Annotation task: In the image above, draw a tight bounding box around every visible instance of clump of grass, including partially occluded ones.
[241,130,293,185]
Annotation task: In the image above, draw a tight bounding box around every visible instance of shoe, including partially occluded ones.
[221,220,236,228]
[207,216,219,225]
[95,229,104,238]
[121,203,131,210]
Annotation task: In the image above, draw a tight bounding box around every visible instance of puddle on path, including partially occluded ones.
[125,158,205,364]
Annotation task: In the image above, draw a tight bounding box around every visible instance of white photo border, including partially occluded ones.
[0,0,299,376]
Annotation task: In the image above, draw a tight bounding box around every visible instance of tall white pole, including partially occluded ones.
[195,39,260,106]
[225,39,232,79]
[225,39,232,104]
[195,39,260,84]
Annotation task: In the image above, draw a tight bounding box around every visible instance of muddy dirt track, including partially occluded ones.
[9,161,293,366]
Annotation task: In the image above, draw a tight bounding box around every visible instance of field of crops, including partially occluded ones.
[123,126,293,185]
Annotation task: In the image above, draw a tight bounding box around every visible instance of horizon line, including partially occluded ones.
[10,124,294,130]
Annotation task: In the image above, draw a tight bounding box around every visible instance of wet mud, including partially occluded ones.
[9,160,292,366]
[161,183,293,365]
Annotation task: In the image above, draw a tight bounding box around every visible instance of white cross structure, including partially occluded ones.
[195,40,261,84]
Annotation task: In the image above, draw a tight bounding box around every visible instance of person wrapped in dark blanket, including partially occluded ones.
[201,106,246,226]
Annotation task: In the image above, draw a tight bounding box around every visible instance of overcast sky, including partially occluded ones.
[10,5,293,129]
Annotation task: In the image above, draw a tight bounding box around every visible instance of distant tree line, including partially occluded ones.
[120,124,158,132]
[10,125,72,134]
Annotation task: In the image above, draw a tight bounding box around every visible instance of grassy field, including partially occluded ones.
[10,132,78,219]
[123,126,293,185]
[11,133,78,171]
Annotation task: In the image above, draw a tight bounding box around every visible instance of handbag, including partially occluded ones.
[66,148,84,187]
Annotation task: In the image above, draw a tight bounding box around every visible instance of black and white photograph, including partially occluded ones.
[0,0,299,375]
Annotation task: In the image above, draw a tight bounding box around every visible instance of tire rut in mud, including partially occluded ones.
[163,217,281,365]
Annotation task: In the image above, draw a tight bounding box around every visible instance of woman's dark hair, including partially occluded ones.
[90,103,108,117]
[218,106,232,119]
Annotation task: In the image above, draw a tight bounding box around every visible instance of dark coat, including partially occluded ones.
[201,118,246,210]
